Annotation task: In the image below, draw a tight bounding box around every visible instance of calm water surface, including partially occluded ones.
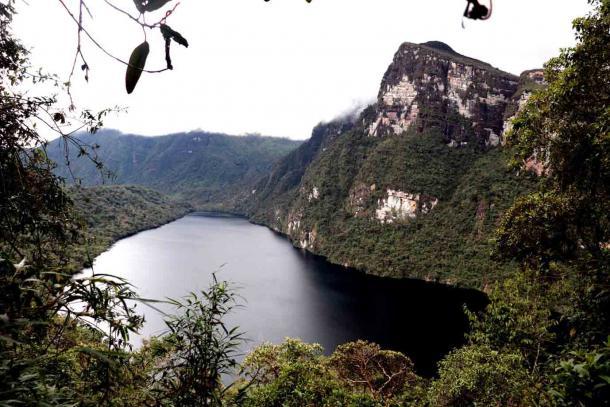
[87,213,486,375]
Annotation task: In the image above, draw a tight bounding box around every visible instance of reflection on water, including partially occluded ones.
[85,213,487,375]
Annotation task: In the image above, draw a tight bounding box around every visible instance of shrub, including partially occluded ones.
[428,344,535,406]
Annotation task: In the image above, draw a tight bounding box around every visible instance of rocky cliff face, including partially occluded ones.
[375,189,439,224]
[247,41,542,287]
[368,41,519,147]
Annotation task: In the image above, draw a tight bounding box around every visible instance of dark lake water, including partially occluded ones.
[87,213,487,375]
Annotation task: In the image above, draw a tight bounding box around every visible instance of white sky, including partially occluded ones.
[13,0,591,140]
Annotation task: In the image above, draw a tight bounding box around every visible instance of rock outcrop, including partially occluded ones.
[368,41,519,147]
[375,189,438,224]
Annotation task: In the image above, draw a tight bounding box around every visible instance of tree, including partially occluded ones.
[499,0,610,271]
[329,340,423,403]
[237,338,348,407]
[498,0,609,344]
[493,1,610,403]
[0,1,147,404]
[428,344,535,406]
[237,339,427,406]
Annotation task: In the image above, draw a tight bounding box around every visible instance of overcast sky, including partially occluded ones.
[14,0,591,140]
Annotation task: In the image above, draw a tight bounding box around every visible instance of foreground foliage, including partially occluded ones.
[234,338,427,406]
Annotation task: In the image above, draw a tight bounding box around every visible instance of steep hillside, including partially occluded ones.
[69,185,192,262]
[240,118,355,213]
[248,42,543,287]
[46,130,301,209]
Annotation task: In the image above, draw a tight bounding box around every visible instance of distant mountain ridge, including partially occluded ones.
[46,130,301,209]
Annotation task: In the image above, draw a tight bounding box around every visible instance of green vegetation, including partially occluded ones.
[149,275,244,406]
[69,184,192,261]
[251,127,537,286]
[419,41,506,75]
[246,119,355,213]
[503,69,546,120]
[229,338,429,406]
[45,129,301,210]
[1,0,608,405]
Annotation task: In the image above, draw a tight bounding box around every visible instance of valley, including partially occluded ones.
[88,213,487,376]
[56,41,544,288]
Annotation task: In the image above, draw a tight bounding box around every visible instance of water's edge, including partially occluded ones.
[87,212,488,376]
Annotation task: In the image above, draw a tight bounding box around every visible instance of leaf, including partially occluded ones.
[52,112,65,123]
[164,37,173,70]
[125,41,150,94]
[0,335,22,346]
[134,0,173,13]
[160,24,189,48]
[75,347,118,367]
[159,25,188,70]
[132,0,145,13]
[144,0,173,12]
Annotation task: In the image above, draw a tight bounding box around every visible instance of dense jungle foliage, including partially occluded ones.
[1,0,608,405]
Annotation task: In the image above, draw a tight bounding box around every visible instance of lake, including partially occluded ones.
[87,212,487,375]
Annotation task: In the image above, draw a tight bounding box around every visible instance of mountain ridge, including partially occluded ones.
[46,129,302,209]
[246,41,543,287]
[418,41,496,70]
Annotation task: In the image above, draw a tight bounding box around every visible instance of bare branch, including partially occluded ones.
[57,0,169,74]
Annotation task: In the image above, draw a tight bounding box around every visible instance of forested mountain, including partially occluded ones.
[246,41,545,287]
[46,130,301,209]
[243,118,356,213]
